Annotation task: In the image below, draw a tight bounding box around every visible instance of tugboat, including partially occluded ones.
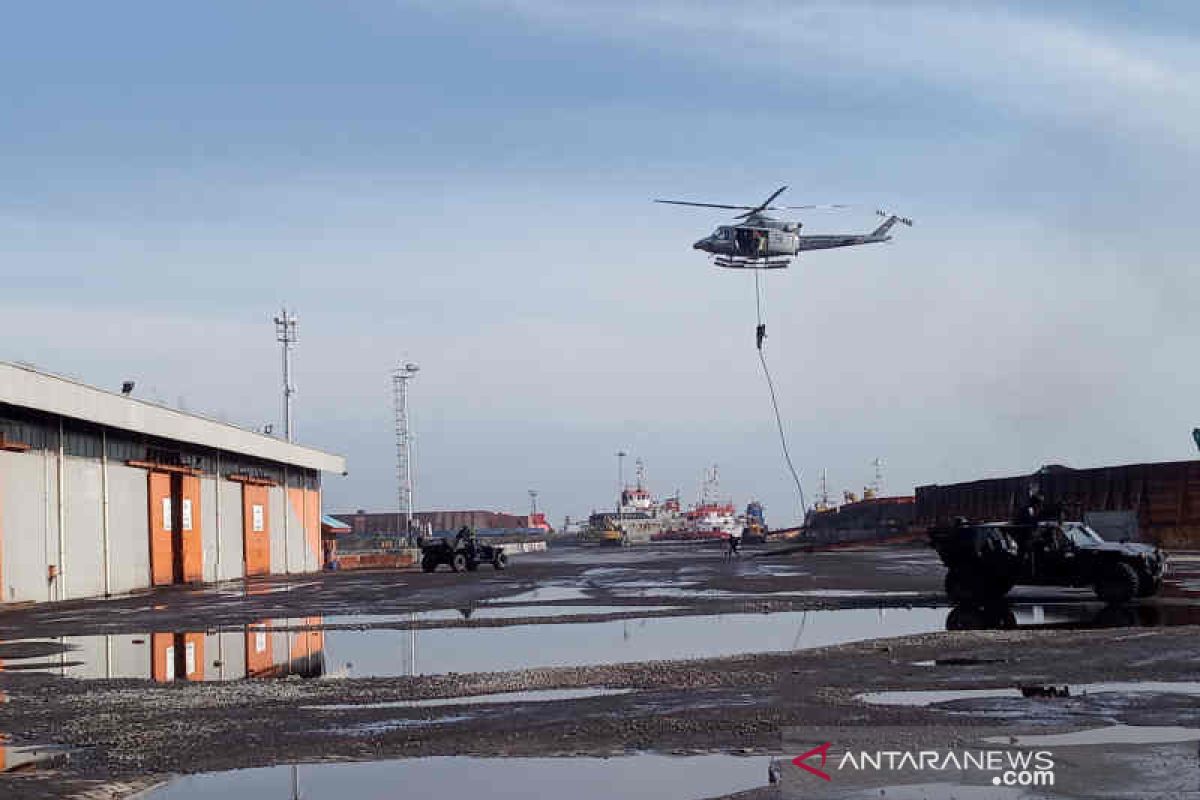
[583,460,682,545]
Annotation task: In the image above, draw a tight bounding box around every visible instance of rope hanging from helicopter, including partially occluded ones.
[753,268,808,516]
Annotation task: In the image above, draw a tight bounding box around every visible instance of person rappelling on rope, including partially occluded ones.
[756,323,766,351]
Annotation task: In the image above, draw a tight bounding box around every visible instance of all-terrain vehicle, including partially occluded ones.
[420,530,509,573]
[930,519,1166,603]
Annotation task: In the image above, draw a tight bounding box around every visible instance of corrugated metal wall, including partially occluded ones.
[0,404,326,604]
[915,461,1200,547]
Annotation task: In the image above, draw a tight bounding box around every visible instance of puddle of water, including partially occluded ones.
[323,605,679,625]
[0,623,327,682]
[494,586,594,602]
[610,585,917,600]
[858,681,1200,707]
[323,608,951,677]
[778,589,921,598]
[145,754,770,800]
[985,724,1200,747]
[334,714,474,734]
[308,687,634,711]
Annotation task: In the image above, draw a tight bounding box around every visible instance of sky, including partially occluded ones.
[3,1,1198,525]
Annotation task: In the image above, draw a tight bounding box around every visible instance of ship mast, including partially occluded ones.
[816,468,831,512]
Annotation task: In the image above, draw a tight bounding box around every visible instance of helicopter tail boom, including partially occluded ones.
[871,210,914,239]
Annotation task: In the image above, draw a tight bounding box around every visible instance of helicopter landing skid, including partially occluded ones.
[713,256,791,270]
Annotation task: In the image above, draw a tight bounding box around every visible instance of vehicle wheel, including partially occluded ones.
[466,559,480,572]
[451,553,468,573]
[421,557,437,573]
[1094,562,1140,603]
[493,552,509,570]
[1136,575,1163,598]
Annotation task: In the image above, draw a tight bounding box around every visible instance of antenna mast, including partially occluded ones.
[871,458,884,496]
[273,307,298,441]
[392,362,420,541]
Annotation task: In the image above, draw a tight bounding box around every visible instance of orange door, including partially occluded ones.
[180,475,203,582]
[152,632,205,681]
[151,632,176,681]
[180,632,205,681]
[242,485,270,576]
[148,472,175,586]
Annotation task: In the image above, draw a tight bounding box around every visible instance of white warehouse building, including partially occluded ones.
[0,361,346,604]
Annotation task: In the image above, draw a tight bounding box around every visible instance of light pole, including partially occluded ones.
[273,308,298,441]
[392,362,420,543]
[616,451,627,498]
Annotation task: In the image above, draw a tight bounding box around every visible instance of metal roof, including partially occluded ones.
[0,361,346,474]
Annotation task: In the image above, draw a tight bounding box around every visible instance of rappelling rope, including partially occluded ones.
[754,269,808,517]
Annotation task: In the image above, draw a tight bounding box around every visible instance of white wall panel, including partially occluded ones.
[217,479,244,581]
[269,486,287,574]
[0,450,53,603]
[106,464,149,595]
[64,458,105,600]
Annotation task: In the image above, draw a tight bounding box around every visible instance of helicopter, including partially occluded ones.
[655,186,912,269]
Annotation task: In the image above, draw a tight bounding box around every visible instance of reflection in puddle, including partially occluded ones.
[985,724,1200,747]
[308,687,634,711]
[7,599,1199,682]
[323,605,679,625]
[0,620,326,682]
[145,754,769,800]
[858,681,1200,707]
[946,601,1200,630]
[323,608,951,677]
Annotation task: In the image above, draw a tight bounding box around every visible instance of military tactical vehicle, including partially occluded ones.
[420,532,508,573]
[930,520,1166,604]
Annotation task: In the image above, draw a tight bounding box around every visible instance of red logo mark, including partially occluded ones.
[792,741,833,781]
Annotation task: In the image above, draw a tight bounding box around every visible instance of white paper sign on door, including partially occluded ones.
[162,497,173,531]
[182,499,193,532]
[252,504,265,532]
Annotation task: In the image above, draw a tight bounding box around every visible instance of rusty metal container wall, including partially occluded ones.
[915,460,1200,548]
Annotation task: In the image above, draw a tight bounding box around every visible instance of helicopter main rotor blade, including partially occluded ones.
[653,200,757,210]
[756,185,788,211]
[781,204,852,210]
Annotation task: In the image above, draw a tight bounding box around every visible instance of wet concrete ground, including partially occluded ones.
[0,541,1198,799]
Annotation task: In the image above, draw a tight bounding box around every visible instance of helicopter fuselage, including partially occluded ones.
[693,213,892,262]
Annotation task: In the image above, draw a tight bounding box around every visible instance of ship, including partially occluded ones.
[652,466,742,543]
[582,460,682,545]
[799,466,916,545]
[584,461,760,545]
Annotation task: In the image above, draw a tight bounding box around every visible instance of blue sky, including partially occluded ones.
[3,1,1199,524]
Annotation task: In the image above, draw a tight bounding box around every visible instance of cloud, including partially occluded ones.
[440,0,1200,149]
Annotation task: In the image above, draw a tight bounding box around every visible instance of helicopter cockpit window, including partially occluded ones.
[714,227,731,240]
